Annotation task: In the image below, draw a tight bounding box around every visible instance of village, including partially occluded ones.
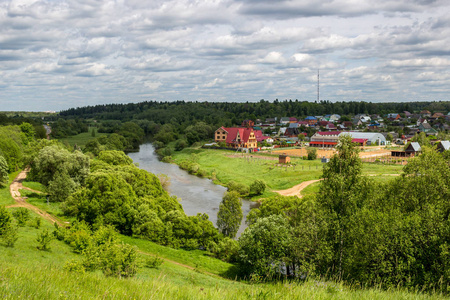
[211,110,450,161]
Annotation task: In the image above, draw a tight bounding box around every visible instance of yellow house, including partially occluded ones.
[214,127,257,149]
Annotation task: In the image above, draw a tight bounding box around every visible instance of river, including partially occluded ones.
[128,143,252,236]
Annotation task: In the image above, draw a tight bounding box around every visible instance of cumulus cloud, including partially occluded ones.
[0,0,449,110]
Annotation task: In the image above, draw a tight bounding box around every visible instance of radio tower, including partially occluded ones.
[317,69,320,102]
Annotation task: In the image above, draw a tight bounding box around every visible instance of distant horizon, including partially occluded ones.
[1,98,448,114]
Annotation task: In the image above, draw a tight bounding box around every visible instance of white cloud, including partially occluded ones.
[0,0,450,110]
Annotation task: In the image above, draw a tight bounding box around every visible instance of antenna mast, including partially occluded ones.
[317,69,320,102]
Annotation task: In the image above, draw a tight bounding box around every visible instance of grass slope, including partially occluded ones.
[0,176,445,299]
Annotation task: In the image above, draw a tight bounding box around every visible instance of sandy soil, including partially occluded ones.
[272,147,397,159]
[273,179,322,197]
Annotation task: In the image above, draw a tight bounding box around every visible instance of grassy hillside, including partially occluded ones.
[0,173,446,299]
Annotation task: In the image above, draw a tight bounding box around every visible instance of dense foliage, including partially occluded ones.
[240,136,450,292]
[59,150,219,250]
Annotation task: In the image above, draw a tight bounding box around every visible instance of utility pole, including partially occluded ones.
[317,69,320,102]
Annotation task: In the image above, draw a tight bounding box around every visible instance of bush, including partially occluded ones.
[12,208,30,227]
[250,180,266,195]
[1,222,18,247]
[175,139,188,151]
[145,256,164,269]
[64,259,86,274]
[36,229,54,251]
[307,148,317,160]
[227,181,249,196]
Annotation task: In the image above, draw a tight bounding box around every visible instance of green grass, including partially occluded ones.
[121,235,238,279]
[22,181,46,192]
[58,127,107,148]
[0,190,446,299]
[171,148,405,199]
[0,170,20,206]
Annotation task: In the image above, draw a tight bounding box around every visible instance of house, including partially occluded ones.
[310,131,342,148]
[265,118,277,126]
[418,122,438,134]
[280,117,291,125]
[431,112,444,119]
[326,123,337,130]
[391,142,421,157]
[304,116,317,125]
[285,127,300,137]
[406,142,421,155]
[387,113,401,121]
[297,121,309,127]
[404,111,412,117]
[329,114,341,122]
[420,110,431,117]
[436,141,450,153]
[417,118,427,126]
[214,127,258,149]
[289,117,298,123]
[241,120,255,128]
[342,121,353,129]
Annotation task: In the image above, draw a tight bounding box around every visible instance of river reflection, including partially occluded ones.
[128,143,252,236]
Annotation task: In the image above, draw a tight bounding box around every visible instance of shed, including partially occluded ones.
[279,154,291,164]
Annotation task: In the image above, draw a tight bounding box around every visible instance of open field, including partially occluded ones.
[272,146,404,159]
[171,148,404,199]
[58,127,107,148]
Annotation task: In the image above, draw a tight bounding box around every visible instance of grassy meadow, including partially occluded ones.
[58,127,107,148]
[170,147,404,199]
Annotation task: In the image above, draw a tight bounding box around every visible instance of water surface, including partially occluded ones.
[128,143,251,235]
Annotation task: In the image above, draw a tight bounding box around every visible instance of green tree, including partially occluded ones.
[0,155,8,186]
[317,134,368,278]
[217,191,243,239]
[307,147,317,160]
[238,215,291,278]
[249,180,266,195]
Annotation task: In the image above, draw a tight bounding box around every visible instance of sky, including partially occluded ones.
[1,0,450,111]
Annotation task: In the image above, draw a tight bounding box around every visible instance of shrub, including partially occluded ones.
[36,229,54,251]
[145,256,164,269]
[1,222,18,247]
[307,147,317,160]
[250,180,266,195]
[227,181,249,196]
[12,208,30,227]
[64,259,86,274]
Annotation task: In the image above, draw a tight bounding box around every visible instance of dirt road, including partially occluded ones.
[274,179,322,197]
[7,169,65,227]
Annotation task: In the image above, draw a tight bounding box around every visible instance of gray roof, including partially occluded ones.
[408,142,421,152]
[439,140,450,151]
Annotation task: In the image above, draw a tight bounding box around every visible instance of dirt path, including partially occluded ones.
[274,173,401,197]
[7,168,65,227]
[274,179,322,197]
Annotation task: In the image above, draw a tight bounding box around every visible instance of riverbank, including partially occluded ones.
[168,145,405,200]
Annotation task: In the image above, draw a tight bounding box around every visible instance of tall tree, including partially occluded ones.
[217,191,243,239]
[317,134,369,278]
